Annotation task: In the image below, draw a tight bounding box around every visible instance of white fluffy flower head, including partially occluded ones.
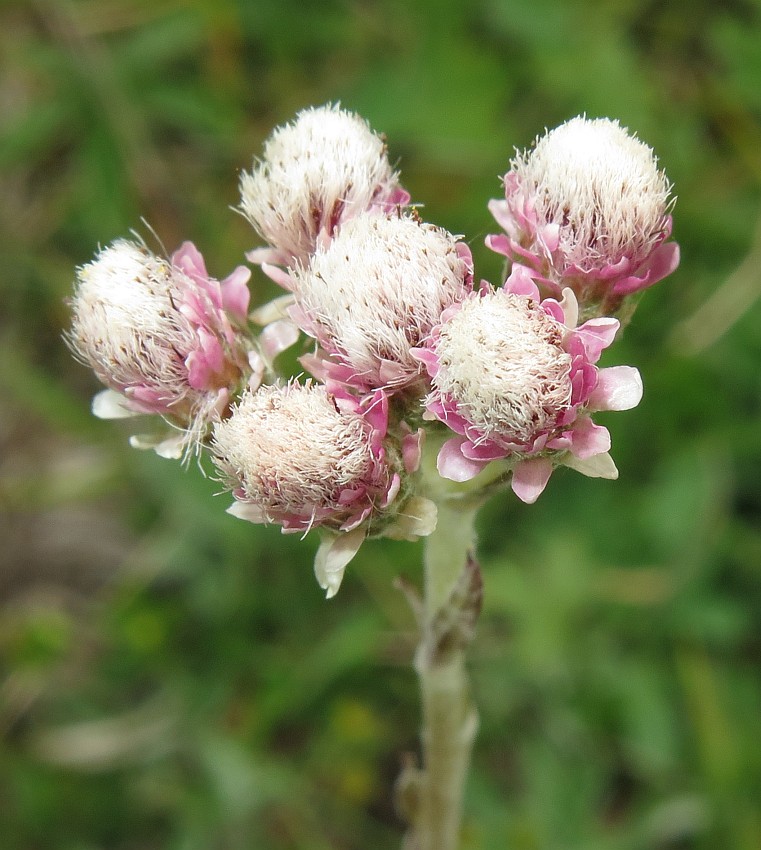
[212,382,380,520]
[239,104,401,265]
[431,291,573,444]
[292,213,472,389]
[514,116,672,271]
[69,240,199,409]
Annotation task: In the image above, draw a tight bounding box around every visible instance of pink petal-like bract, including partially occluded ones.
[437,437,486,482]
[588,366,643,411]
[511,458,553,504]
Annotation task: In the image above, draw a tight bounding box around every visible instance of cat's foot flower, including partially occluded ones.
[412,269,642,503]
[240,104,409,287]
[68,239,255,458]
[486,116,679,318]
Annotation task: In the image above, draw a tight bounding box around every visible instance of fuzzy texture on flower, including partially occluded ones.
[486,116,679,313]
[240,104,409,283]
[290,213,474,392]
[412,268,643,503]
[212,381,399,534]
[212,380,432,596]
[68,239,253,457]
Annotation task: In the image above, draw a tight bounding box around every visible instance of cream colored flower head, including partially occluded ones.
[413,268,643,503]
[290,213,473,391]
[68,238,253,458]
[514,117,671,272]
[212,381,393,532]
[431,290,573,445]
[69,240,203,415]
[240,104,406,268]
[487,117,679,314]
[213,380,435,597]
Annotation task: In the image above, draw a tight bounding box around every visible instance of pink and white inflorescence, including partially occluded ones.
[68,239,254,457]
[291,212,474,393]
[240,104,409,287]
[67,105,678,596]
[212,381,430,596]
[486,116,679,315]
[212,381,398,533]
[412,268,644,503]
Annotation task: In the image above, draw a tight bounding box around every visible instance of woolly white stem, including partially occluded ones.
[404,435,481,850]
[416,502,479,850]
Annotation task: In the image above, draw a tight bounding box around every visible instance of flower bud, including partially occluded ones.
[413,270,643,503]
[290,213,473,392]
[240,104,409,280]
[487,117,679,316]
[68,239,253,457]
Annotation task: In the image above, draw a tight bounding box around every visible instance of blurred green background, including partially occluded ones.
[2,0,761,847]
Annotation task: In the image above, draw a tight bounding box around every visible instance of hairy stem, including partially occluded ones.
[397,430,487,850]
[416,499,479,850]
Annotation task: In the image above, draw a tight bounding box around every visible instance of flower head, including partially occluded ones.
[413,269,643,503]
[213,381,395,531]
[240,104,409,282]
[290,213,473,392]
[68,239,253,457]
[213,381,434,596]
[487,117,679,315]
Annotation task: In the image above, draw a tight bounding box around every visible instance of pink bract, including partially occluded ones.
[172,241,251,323]
[156,242,252,406]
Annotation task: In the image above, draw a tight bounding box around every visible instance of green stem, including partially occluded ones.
[422,499,478,617]
[398,429,489,849]
[414,499,479,850]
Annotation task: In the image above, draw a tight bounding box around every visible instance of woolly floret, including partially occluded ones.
[69,240,201,411]
[212,382,383,521]
[512,117,671,272]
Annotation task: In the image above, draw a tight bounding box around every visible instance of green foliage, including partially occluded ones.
[2,0,761,847]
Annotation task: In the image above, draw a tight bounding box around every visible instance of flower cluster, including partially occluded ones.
[67,107,679,594]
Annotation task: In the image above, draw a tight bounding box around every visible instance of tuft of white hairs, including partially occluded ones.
[68,240,199,409]
[293,213,471,387]
[212,382,378,518]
